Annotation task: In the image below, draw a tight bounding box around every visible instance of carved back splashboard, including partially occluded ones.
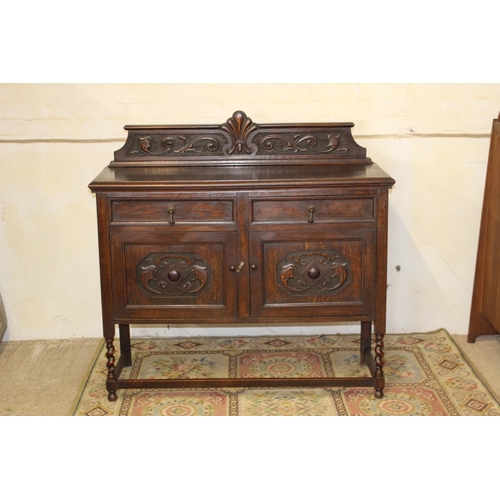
[110,110,371,167]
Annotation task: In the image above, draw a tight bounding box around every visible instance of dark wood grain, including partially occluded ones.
[468,113,500,342]
[116,376,376,390]
[89,111,395,401]
[111,198,234,224]
[89,163,394,191]
[110,111,371,167]
[252,197,375,223]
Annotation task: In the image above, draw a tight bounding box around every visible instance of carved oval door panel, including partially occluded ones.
[249,227,376,319]
[137,253,211,297]
[110,227,238,321]
[277,249,352,295]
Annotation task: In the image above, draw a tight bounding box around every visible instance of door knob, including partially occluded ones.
[231,262,245,272]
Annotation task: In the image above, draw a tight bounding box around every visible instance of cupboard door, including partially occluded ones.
[249,227,376,319]
[110,227,238,321]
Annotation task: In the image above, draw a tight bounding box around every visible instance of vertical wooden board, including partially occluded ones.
[482,125,500,331]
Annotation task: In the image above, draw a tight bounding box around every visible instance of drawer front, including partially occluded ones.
[111,199,234,224]
[252,197,374,224]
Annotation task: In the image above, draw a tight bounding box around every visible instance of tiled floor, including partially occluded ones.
[0,333,499,416]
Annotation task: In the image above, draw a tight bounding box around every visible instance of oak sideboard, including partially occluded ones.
[89,111,395,401]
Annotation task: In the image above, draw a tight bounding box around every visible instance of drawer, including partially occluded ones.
[111,199,234,224]
[252,197,374,224]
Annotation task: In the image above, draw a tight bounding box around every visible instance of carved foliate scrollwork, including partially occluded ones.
[123,111,363,161]
[137,253,210,297]
[277,250,351,295]
[128,134,227,156]
[162,136,221,154]
[257,133,347,154]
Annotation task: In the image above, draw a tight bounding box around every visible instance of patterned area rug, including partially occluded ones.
[72,329,500,416]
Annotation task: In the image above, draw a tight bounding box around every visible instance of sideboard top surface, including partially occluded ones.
[89,163,395,192]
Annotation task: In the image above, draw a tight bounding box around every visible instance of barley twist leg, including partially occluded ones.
[106,338,118,402]
[374,331,385,399]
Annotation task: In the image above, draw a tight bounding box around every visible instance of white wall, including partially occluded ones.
[1,83,499,340]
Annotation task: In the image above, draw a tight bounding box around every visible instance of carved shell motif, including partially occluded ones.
[220,110,259,155]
